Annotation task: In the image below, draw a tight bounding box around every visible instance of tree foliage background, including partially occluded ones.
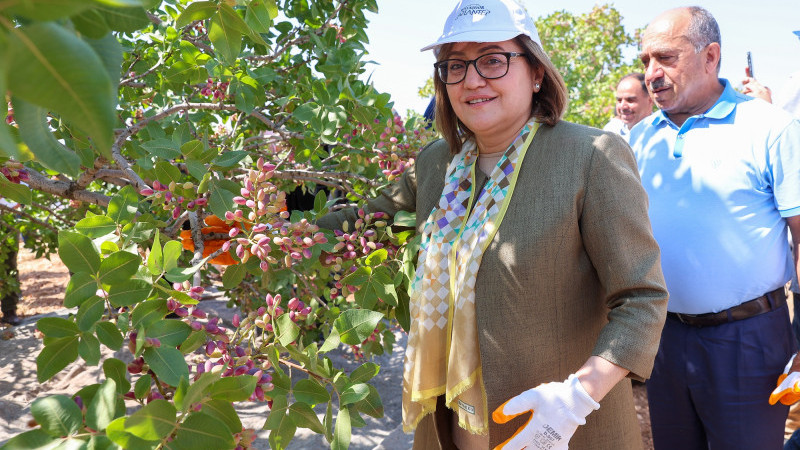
[0,1,638,448]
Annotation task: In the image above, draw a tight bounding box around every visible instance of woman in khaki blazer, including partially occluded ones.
[318,1,667,448]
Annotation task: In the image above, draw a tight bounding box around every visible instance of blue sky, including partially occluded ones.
[362,0,800,116]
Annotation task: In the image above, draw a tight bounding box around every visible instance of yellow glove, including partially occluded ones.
[492,374,599,450]
[770,353,800,406]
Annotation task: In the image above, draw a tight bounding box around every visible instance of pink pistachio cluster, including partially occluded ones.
[201,78,229,100]
[327,208,387,263]
[1,160,29,184]
[223,158,327,268]
[372,115,435,181]
[139,180,208,219]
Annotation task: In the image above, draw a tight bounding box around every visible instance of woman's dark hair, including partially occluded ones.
[433,35,568,155]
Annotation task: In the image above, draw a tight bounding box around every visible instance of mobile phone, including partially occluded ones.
[747,51,754,78]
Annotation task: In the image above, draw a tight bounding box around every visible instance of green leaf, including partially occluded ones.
[108,185,139,224]
[58,230,101,274]
[221,263,246,289]
[154,161,182,186]
[86,378,116,431]
[125,399,176,440]
[143,346,188,387]
[96,5,150,32]
[319,327,341,353]
[176,1,217,28]
[211,150,247,168]
[76,215,117,238]
[275,314,300,347]
[170,412,236,450]
[98,251,141,285]
[355,267,397,309]
[84,32,122,92]
[206,375,257,402]
[131,299,167,329]
[108,279,152,307]
[265,395,295,450]
[31,394,83,437]
[348,406,366,428]
[79,332,102,365]
[36,317,80,338]
[202,399,241,434]
[288,402,326,434]
[354,384,383,418]
[76,295,105,332]
[37,336,80,382]
[162,240,183,273]
[103,359,131,394]
[72,9,111,40]
[144,319,191,348]
[208,181,236,219]
[106,416,157,449]
[180,139,206,160]
[334,309,384,346]
[4,0,92,21]
[292,379,330,406]
[147,231,163,275]
[332,406,351,450]
[364,248,388,267]
[179,330,206,354]
[173,376,189,412]
[350,362,379,384]
[96,321,124,350]
[180,372,219,413]
[0,429,55,449]
[164,255,211,284]
[140,138,181,159]
[11,97,82,177]
[6,22,114,157]
[393,210,416,227]
[0,174,31,205]
[245,1,273,33]
[208,10,242,66]
[340,383,369,406]
[134,374,152,400]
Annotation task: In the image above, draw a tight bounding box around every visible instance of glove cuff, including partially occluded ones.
[785,353,797,374]
[565,374,600,422]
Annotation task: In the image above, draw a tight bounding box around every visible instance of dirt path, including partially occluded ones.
[2,246,654,449]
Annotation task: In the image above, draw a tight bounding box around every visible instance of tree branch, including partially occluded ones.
[26,169,111,207]
[0,203,59,233]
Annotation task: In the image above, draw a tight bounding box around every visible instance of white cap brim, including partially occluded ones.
[420,30,528,52]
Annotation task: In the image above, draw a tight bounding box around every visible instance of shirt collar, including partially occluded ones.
[649,79,738,128]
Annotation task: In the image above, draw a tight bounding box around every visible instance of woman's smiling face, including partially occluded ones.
[443,39,538,152]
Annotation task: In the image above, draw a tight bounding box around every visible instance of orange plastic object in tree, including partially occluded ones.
[180,215,238,265]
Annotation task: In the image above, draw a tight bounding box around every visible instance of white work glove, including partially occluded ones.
[492,374,599,450]
[770,353,800,406]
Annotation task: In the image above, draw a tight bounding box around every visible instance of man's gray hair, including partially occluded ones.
[686,6,721,73]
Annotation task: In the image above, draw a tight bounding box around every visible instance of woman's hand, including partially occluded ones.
[491,374,599,450]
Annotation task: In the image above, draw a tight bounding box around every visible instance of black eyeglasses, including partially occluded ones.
[434,52,528,85]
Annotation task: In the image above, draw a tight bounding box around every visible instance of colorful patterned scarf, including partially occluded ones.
[402,119,540,435]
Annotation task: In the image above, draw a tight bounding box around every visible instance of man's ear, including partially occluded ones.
[705,42,721,74]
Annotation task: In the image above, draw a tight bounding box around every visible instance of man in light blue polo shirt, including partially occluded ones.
[630,6,800,449]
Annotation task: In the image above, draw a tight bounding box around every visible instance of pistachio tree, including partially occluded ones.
[0,0,435,448]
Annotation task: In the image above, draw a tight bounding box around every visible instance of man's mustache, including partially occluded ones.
[649,78,671,92]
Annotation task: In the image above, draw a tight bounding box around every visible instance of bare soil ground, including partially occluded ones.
[3,245,655,449]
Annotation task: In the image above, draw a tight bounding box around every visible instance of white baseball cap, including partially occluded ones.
[421,0,542,53]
